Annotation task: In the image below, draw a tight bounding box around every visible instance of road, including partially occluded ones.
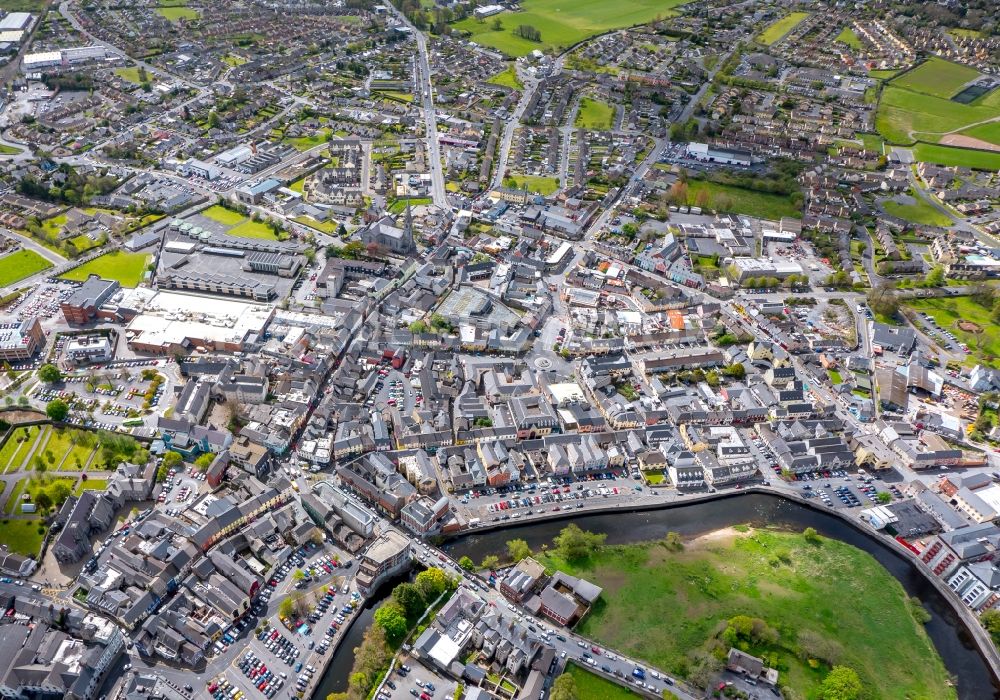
[490,62,546,191]
[385,8,447,208]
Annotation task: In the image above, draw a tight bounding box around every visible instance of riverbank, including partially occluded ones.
[540,525,952,698]
[444,490,1000,699]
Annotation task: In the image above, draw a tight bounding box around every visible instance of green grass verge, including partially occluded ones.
[3,478,26,514]
[0,249,52,286]
[757,12,809,45]
[487,66,523,90]
[59,251,149,288]
[575,97,614,130]
[201,205,246,226]
[539,528,954,700]
[0,518,46,556]
[906,296,1000,366]
[565,664,640,700]
[0,144,21,155]
[685,180,800,220]
[452,0,688,57]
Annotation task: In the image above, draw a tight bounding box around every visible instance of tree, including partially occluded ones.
[876,491,891,504]
[458,556,475,571]
[194,452,215,472]
[923,264,946,288]
[480,554,500,571]
[162,451,183,470]
[803,527,821,545]
[514,24,542,42]
[278,597,296,620]
[46,399,69,422]
[553,524,606,561]
[293,569,305,581]
[819,666,863,700]
[722,363,746,379]
[38,364,62,383]
[392,582,426,619]
[867,284,900,320]
[34,490,52,512]
[981,608,1000,646]
[207,110,221,129]
[506,538,531,563]
[550,673,578,700]
[374,601,408,643]
[491,17,503,31]
[414,567,448,601]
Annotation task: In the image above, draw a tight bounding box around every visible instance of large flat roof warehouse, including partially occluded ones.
[124,290,274,352]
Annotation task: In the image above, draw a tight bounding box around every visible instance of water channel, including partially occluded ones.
[316,493,999,699]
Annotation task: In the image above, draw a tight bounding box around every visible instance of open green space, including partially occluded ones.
[3,478,26,514]
[156,5,200,22]
[959,121,1000,147]
[0,144,22,155]
[38,213,66,238]
[906,296,1000,366]
[75,478,108,494]
[757,12,809,45]
[59,251,149,288]
[37,426,95,471]
[948,28,985,39]
[286,129,331,151]
[222,54,248,68]
[882,191,952,227]
[293,216,339,234]
[388,197,433,214]
[453,0,688,57]
[540,527,953,699]
[377,91,413,103]
[912,142,1000,171]
[0,426,40,474]
[835,26,862,49]
[685,180,800,220]
[0,249,52,286]
[115,67,144,84]
[575,97,614,131]
[876,84,1000,145]
[506,174,560,196]
[868,69,900,80]
[565,663,640,700]
[892,57,981,100]
[0,519,46,557]
[828,369,843,385]
[201,204,246,226]
[487,66,523,90]
[228,219,279,240]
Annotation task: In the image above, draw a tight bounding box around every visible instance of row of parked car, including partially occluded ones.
[237,650,286,698]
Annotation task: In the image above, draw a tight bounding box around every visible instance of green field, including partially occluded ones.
[868,69,900,80]
[575,97,614,130]
[876,85,1000,145]
[75,478,108,494]
[0,426,40,474]
[912,142,1000,171]
[0,144,22,155]
[882,191,952,227]
[948,28,985,39]
[453,0,688,56]
[960,121,1000,146]
[835,26,862,49]
[59,251,149,287]
[222,54,248,67]
[115,67,144,84]
[0,249,52,286]
[565,664,640,700]
[506,174,560,195]
[0,519,46,557]
[286,130,331,151]
[293,216,339,234]
[828,369,843,385]
[906,296,1000,365]
[201,205,246,226]
[757,12,809,45]
[156,5,199,21]
[228,219,279,240]
[892,57,981,100]
[685,180,800,220]
[487,66,523,90]
[3,478,26,514]
[388,197,433,214]
[540,528,953,699]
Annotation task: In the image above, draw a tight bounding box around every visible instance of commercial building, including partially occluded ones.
[685,142,752,167]
[0,317,44,362]
[61,276,121,325]
[355,530,411,597]
[65,334,114,365]
[729,257,804,283]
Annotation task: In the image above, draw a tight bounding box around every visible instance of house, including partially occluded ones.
[726,648,779,686]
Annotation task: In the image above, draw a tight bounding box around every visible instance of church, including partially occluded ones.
[359,200,416,255]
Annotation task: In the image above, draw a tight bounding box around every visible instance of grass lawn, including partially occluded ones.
[912,142,1000,171]
[115,66,144,84]
[201,204,246,226]
[835,26,862,49]
[869,69,899,80]
[959,121,1000,148]
[906,296,1000,366]
[0,144,21,155]
[948,28,984,39]
[388,197,433,214]
[876,85,1000,145]
[156,5,199,21]
[75,478,108,495]
[575,97,614,130]
[685,180,800,220]
[39,213,66,238]
[293,216,339,234]
[222,54,248,67]
[882,191,952,227]
[0,518,46,557]
[488,66,523,90]
[452,0,689,56]
[288,178,306,194]
[60,251,149,288]
[539,528,953,700]
[859,133,884,153]
[228,219,279,240]
[507,173,560,195]
[892,57,981,100]
[757,12,809,45]
[0,426,40,474]
[287,130,331,151]
[3,478,26,514]
[565,664,639,700]
[0,249,52,286]
[828,369,843,384]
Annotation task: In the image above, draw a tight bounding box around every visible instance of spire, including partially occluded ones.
[404,197,413,233]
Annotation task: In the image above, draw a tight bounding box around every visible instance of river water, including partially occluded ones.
[316,493,999,699]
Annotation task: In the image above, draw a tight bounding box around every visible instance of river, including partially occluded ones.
[316,493,999,699]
